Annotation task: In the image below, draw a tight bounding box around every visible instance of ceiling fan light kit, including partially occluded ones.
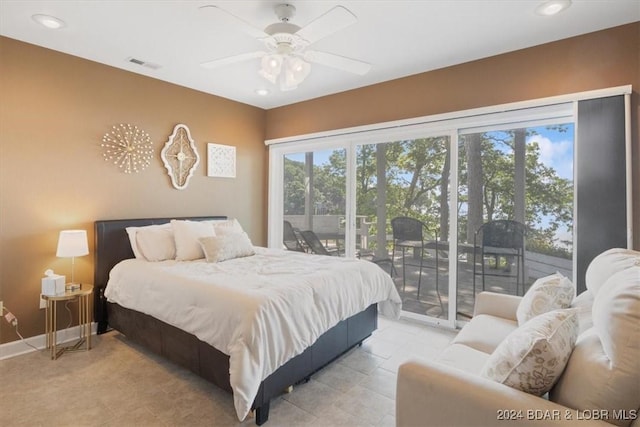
[199,3,370,91]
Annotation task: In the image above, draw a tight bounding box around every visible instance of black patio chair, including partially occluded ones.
[391,217,441,308]
[283,220,305,252]
[473,219,527,296]
[300,230,339,256]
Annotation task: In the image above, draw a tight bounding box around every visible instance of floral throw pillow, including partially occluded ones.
[516,272,575,325]
[481,309,578,396]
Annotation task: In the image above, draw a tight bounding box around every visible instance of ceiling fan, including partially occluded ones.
[199,3,371,91]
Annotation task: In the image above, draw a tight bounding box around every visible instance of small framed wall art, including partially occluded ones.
[207,143,236,178]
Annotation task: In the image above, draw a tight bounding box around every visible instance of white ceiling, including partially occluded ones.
[1,1,638,109]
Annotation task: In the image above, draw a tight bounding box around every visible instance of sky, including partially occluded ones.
[285,124,575,182]
[527,125,574,181]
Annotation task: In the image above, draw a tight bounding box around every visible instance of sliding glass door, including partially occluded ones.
[266,91,635,328]
[456,124,574,319]
[354,136,451,322]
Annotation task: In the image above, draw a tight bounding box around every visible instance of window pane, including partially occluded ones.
[356,136,450,320]
[283,149,346,256]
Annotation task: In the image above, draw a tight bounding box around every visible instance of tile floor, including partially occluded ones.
[0,316,457,426]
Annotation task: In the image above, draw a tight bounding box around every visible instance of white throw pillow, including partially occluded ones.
[136,226,176,261]
[125,223,172,260]
[171,220,216,261]
[585,248,640,297]
[199,233,255,263]
[516,272,575,325]
[481,309,579,396]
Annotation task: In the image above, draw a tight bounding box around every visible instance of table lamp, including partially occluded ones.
[56,230,89,285]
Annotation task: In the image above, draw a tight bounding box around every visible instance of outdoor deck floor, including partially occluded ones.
[367,252,530,321]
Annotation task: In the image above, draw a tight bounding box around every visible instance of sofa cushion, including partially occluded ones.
[437,343,491,375]
[550,266,640,427]
[585,248,640,297]
[481,309,579,396]
[516,272,574,325]
[452,314,518,354]
[570,289,595,334]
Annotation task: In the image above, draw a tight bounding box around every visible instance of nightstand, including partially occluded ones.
[42,284,93,360]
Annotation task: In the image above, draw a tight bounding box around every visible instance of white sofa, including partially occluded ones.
[396,248,640,427]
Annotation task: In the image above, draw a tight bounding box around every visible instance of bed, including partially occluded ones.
[94,216,401,425]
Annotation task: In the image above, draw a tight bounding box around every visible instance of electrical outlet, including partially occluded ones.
[39,295,46,309]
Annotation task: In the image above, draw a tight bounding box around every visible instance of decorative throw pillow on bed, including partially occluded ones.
[516,272,575,325]
[171,219,216,261]
[481,309,579,396]
[136,226,176,261]
[199,232,255,263]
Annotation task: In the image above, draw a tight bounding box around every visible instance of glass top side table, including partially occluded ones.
[42,284,93,360]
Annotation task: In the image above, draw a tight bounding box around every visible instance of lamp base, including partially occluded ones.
[65,283,81,291]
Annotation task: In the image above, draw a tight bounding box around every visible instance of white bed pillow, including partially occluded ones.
[516,272,575,325]
[125,223,172,260]
[481,309,579,396]
[199,232,255,263]
[171,220,216,261]
[213,218,245,236]
[136,226,176,261]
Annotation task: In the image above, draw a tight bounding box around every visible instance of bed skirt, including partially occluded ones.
[106,301,378,424]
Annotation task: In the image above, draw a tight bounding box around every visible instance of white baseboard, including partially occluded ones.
[0,322,98,360]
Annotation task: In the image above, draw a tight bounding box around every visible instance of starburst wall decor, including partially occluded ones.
[101,124,153,174]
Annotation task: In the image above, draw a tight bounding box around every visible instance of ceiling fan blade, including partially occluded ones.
[199,5,267,39]
[201,51,266,69]
[296,6,357,44]
[304,50,371,75]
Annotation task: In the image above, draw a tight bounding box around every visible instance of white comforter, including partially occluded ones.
[104,247,401,420]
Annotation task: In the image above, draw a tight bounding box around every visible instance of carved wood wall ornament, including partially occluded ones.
[161,124,200,190]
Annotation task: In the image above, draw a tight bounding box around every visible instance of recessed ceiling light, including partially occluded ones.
[255,89,270,96]
[32,14,65,29]
[535,0,571,16]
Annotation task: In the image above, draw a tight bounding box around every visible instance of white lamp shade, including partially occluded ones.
[282,57,310,91]
[259,54,310,90]
[56,230,89,257]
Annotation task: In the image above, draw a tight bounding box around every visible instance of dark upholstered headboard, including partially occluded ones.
[93,216,227,333]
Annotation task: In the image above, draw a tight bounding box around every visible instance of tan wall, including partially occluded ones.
[1,23,638,346]
[266,22,640,251]
[0,38,267,344]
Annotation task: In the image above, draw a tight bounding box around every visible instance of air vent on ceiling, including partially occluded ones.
[126,57,161,70]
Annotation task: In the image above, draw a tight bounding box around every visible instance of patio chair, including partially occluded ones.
[300,230,339,256]
[283,220,306,252]
[473,219,526,296]
[391,217,441,307]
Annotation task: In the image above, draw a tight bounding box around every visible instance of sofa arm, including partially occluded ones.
[396,360,612,427]
[473,291,522,321]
